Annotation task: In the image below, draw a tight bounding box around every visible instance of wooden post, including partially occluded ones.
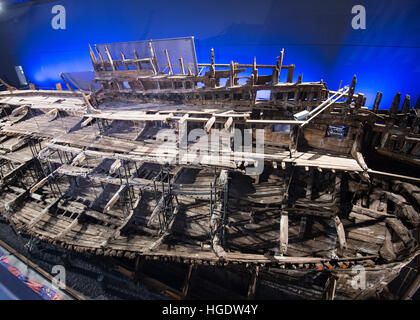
[272,66,279,85]
[322,274,338,300]
[133,50,142,70]
[299,216,307,239]
[182,264,196,299]
[96,47,104,65]
[229,61,235,87]
[224,117,233,131]
[187,66,193,76]
[104,45,116,71]
[355,93,364,109]
[277,49,284,82]
[346,75,357,104]
[247,266,259,299]
[401,95,410,114]
[289,125,299,153]
[390,92,401,115]
[60,73,73,91]
[306,168,314,199]
[148,41,157,74]
[120,51,128,70]
[372,92,382,112]
[88,44,97,64]
[164,49,173,75]
[334,215,347,249]
[210,48,215,79]
[55,83,63,91]
[286,64,295,83]
[299,168,314,239]
[272,51,281,85]
[179,56,185,75]
[252,56,258,85]
[205,116,216,133]
[279,211,288,255]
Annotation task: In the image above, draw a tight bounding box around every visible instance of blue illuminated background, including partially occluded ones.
[0,0,419,108]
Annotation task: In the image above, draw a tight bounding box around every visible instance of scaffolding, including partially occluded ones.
[210,169,229,249]
[151,166,179,236]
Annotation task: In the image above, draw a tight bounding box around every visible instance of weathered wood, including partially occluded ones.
[322,274,337,300]
[205,116,216,133]
[55,214,80,240]
[70,152,86,166]
[224,116,233,130]
[334,216,347,249]
[0,160,33,184]
[81,117,94,127]
[104,45,116,72]
[104,185,127,213]
[181,263,196,298]
[279,212,288,255]
[351,132,369,177]
[109,159,122,175]
[25,198,61,230]
[30,170,57,194]
[247,266,259,299]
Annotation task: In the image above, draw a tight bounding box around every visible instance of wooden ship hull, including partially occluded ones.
[0,37,419,299]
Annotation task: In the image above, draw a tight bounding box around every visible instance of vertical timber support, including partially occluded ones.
[179,56,185,75]
[182,264,197,299]
[322,274,338,300]
[210,48,216,87]
[346,75,357,104]
[299,168,314,239]
[390,92,401,115]
[286,64,295,83]
[247,266,259,299]
[334,172,347,251]
[164,49,173,76]
[209,169,229,257]
[277,49,284,83]
[401,95,411,114]
[372,92,382,113]
[104,45,115,71]
[279,211,288,255]
[148,41,157,74]
[88,44,98,68]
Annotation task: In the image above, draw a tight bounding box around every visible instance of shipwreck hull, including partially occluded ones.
[0,38,419,299]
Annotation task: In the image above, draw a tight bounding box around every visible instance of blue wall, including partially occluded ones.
[0,0,419,108]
